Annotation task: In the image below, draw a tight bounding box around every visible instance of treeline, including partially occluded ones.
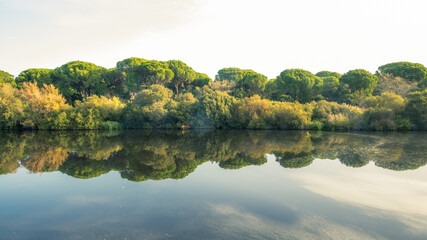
[1,131,426,178]
[1,59,427,130]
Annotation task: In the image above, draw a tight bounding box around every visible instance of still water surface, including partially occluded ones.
[0,130,427,240]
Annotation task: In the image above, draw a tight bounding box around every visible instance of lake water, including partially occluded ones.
[1,130,427,240]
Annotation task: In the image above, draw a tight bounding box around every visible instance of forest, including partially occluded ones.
[1,59,427,131]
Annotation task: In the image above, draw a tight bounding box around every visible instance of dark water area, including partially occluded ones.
[1,130,427,239]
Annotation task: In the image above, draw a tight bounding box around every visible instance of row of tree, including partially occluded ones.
[1,59,427,130]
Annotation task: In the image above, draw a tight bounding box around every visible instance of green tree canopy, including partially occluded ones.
[167,60,196,94]
[193,73,212,88]
[215,67,247,82]
[405,89,427,130]
[378,62,427,82]
[275,69,322,103]
[340,69,378,95]
[51,61,108,103]
[215,68,267,98]
[116,57,147,70]
[315,71,342,79]
[16,68,53,88]
[0,70,15,86]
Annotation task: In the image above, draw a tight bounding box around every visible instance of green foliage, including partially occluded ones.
[216,68,267,98]
[275,69,322,103]
[340,69,378,96]
[192,88,236,129]
[100,121,121,131]
[311,100,364,130]
[167,60,196,94]
[103,68,129,99]
[315,71,342,79]
[51,61,108,103]
[378,62,427,82]
[75,95,125,121]
[405,89,427,130]
[233,71,267,98]
[215,67,247,82]
[0,70,15,87]
[321,76,340,102]
[16,68,53,88]
[122,85,174,129]
[116,57,147,70]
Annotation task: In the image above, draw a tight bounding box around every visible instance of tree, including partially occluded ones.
[315,71,342,79]
[103,68,129,99]
[321,76,340,101]
[19,82,69,129]
[0,83,24,129]
[167,60,196,95]
[275,69,322,103]
[405,89,427,130]
[51,61,108,103]
[0,70,15,86]
[192,73,212,88]
[215,67,247,82]
[133,84,173,107]
[234,71,267,98]
[192,88,236,129]
[116,57,147,70]
[15,68,53,88]
[340,69,378,95]
[378,62,427,82]
[215,68,267,98]
[374,73,417,97]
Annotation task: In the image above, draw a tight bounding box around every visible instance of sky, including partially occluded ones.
[0,0,426,79]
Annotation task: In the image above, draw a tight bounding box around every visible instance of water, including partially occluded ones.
[0,130,426,240]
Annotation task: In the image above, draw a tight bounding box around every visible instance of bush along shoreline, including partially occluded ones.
[1,59,427,131]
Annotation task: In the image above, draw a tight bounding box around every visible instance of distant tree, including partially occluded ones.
[15,69,53,88]
[216,68,267,98]
[321,76,340,101]
[0,70,15,86]
[19,82,69,129]
[405,89,427,130]
[192,73,212,88]
[123,60,174,92]
[0,83,24,129]
[378,62,427,82]
[275,69,322,103]
[167,60,196,95]
[104,68,129,99]
[373,73,417,97]
[234,71,267,98]
[215,67,247,82]
[116,57,147,70]
[51,61,108,103]
[315,71,342,79]
[340,69,378,95]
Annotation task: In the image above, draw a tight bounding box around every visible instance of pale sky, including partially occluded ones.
[1,0,426,79]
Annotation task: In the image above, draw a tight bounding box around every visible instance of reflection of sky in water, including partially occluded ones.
[1,156,427,239]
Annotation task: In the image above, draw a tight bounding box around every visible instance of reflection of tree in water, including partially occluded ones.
[219,154,267,170]
[374,134,427,171]
[1,130,427,179]
[59,154,112,179]
[338,149,370,168]
[275,152,314,169]
[0,133,25,175]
